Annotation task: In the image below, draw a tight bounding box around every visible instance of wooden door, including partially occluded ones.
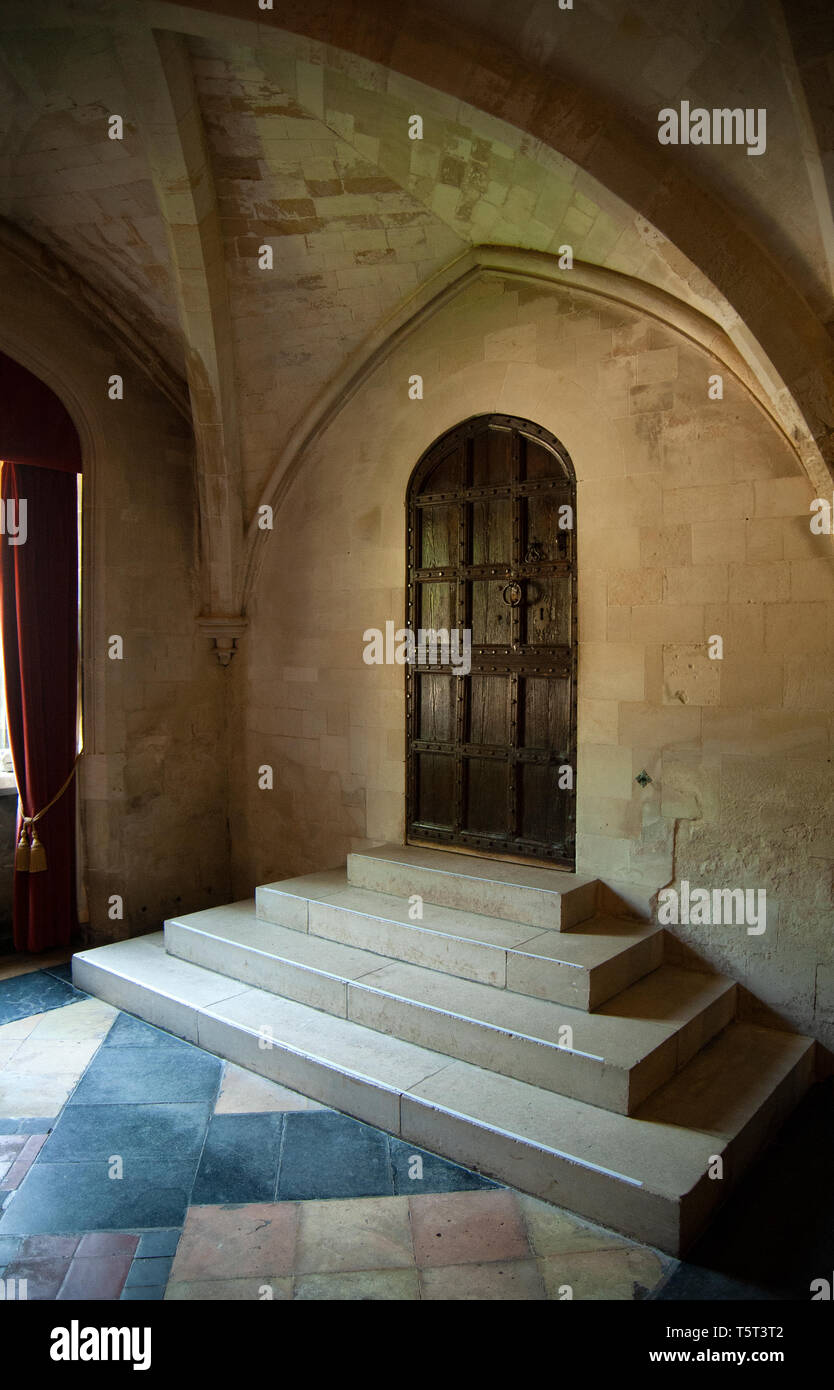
[405,414,577,868]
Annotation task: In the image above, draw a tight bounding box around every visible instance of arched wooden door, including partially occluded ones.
[405,414,577,868]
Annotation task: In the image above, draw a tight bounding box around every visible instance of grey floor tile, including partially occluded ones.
[0,972,84,1025]
[136,1228,181,1259]
[102,1014,191,1049]
[192,1112,283,1204]
[68,1045,222,1107]
[0,1159,196,1235]
[125,1255,173,1287]
[40,1103,211,1163]
[389,1137,501,1195]
[277,1110,393,1202]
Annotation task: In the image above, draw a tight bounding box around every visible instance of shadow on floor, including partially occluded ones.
[656,1078,834,1300]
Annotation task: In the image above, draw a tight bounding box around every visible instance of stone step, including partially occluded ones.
[70,933,816,1256]
[256,869,664,1009]
[164,901,733,1114]
[346,843,599,930]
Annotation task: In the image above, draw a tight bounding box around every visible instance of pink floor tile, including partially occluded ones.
[410,1189,532,1268]
[58,1254,135,1300]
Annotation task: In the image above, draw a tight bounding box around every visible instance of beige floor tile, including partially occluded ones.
[421,1260,546,1300]
[0,1014,47,1043]
[165,1278,293,1300]
[0,1072,78,1116]
[517,1192,634,1256]
[296,1196,414,1274]
[294,1268,421,1300]
[170,1203,299,1281]
[5,1037,100,1076]
[0,1041,21,1068]
[28,998,117,1041]
[538,1247,669,1300]
[215,1062,325,1114]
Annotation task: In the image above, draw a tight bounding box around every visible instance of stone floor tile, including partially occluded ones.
[0,1159,195,1234]
[42,965,74,983]
[215,1062,325,1115]
[538,1247,669,1300]
[517,1193,635,1255]
[295,1195,414,1275]
[170,1203,298,1281]
[70,1045,223,1106]
[421,1259,546,1300]
[278,1110,393,1201]
[68,1044,222,1107]
[0,972,84,1024]
[4,1254,73,1299]
[0,1015,46,1042]
[121,1285,166,1300]
[8,1038,101,1076]
[0,1073,79,1117]
[165,1277,292,1300]
[19,1234,81,1259]
[136,1229,181,1259]
[26,998,117,1041]
[102,1014,189,1049]
[0,1134,25,1169]
[57,1253,135,1300]
[76,1232,140,1258]
[3,1132,48,1187]
[294,1268,421,1300]
[124,1256,174,1286]
[409,1189,531,1268]
[191,1112,283,1205]
[40,1102,211,1164]
[389,1138,500,1196]
[0,1234,21,1264]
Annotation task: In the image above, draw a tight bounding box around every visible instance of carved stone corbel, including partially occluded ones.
[197,615,248,666]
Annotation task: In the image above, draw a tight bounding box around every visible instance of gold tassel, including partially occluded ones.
[15,824,30,873]
[28,827,47,874]
[14,757,81,879]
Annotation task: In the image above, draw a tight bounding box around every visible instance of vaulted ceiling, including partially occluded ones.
[0,0,832,624]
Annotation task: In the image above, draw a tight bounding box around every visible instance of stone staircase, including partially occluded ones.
[72,843,816,1256]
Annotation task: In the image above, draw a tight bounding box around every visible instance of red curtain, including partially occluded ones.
[0,352,81,953]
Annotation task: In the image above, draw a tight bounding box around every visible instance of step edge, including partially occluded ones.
[164,921,734,1075]
[311,897,659,968]
[75,944,813,1210]
[349,849,597,895]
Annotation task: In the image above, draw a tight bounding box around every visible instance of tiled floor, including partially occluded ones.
[0,961,677,1300]
[2,959,829,1301]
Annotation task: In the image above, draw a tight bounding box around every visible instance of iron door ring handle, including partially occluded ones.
[502,582,522,607]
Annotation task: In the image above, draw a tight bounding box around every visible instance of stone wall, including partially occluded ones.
[231,272,834,1049]
[0,249,230,949]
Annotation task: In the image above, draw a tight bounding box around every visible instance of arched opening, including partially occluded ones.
[405,413,577,868]
[0,349,82,954]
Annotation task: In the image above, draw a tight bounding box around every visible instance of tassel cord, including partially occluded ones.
[16,753,81,874]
